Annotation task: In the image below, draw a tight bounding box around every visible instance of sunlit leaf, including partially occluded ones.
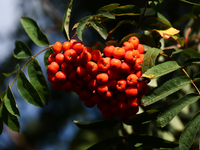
[109,20,137,34]
[73,119,119,130]
[4,87,20,117]
[13,41,32,59]
[98,3,120,12]
[180,0,200,5]
[157,93,199,127]
[44,49,53,68]
[142,61,181,79]
[89,20,107,40]
[3,64,20,77]
[119,33,156,47]
[142,48,162,73]
[141,76,191,106]
[127,134,178,149]
[28,59,49,104]
[77,16,93,41]
[124,109,160,125]
[0,103,20,132]
[87,136,124,150]
[155,27,180,39]
[17,70,43,107]
[95,10,115,19]
[62,0,73,40]
[111,5,141,16]
[21,17,49,46]
[179,112,200,150]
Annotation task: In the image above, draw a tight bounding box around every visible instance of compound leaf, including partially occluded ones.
[28,59,49,104]
[21,17,49,47]
[77,16,93,41]
[142,48,162,73]
[141,76,191,106]
[157,93,200,127]
[3,64,20,77]
[17,70,43,107]
[179,111,200,150]
[13,41,32,59]
[142,61,181,79]
[62,0,73,40]
[73,119,119,130]
[4,87,20,117]
[87,136,124,150]
[89,20,107,40]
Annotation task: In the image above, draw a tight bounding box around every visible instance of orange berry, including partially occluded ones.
[91,50,102,61]
[48,53,56,64]
[97,85,108,95]
[96,73,109,85]
[125,86,138,97]
[121,61,131,73]
[83,46,92,53]
[74,55,83,67]
[47,62,59,74]
[48,73,56,83]
[72,42,84,53]
[102,90,113,100]
[137,44,145,54]
[123,41,134,51]
[80,50,92,62]
[64,49,77,63]
[55,53,65,64]
[107,69,118,80]
[128,36,139,48]
[61,62,73,73]
[97,57,111,71]
[110,58,122,71]
[53,41,62,53]
[137,81,148,92]
[62,41,72,52]
[116,79,127,92]
[124,51,135,64]
[134,58,143,70]
[76,65,88,78]
[126,74,138,86]
[112,47,125,59]
[55,71,67,83]
[86,61,98,77]
[135,70,142,78]
[70,38,77,45]
[104,45,115,57]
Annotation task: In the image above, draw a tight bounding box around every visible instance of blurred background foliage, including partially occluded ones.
[0,0,199,150]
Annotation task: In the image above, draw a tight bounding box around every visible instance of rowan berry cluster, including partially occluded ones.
[47,36,149,119]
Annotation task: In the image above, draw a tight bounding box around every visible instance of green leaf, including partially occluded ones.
[77,16,93,41]
[13,41,32,59]
[141,76,191,106]
[98,3,120,12]
[157,12,172,26]
[157,93,200,127]
[95,10,115,19]
[111,5,141,16]
[87,136,124,150]
[180,0,200,5]
[172,34,184,47]
[0,102,20,132]
[127,134,178,149]
[141,7,156,16]
[21,17,49,47]
[17,70,43,107]
[28,59,49,104]
[184,58,200,66]
[193,72,200,81]
[119,33,156,47]
[0,92,6,100]
[142,48,162,73]
[123,109,160,125]
[181,48,200,58]
[179,112,200,150]
[3,64,20,77]
[44,49,53,68]
[73,119,119,130]
[109,20,137,34]
[142,61,181,79]
[62,0,73,40]
[89,20,108,40]
[4,87,20,117]
[0,117,3,135]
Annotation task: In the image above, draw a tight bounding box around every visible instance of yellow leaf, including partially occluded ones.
[155,27,180,39]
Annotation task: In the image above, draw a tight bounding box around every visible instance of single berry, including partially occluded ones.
[76,65,88,78]
[86,61,98,77]
[97,57,111,71]
[128,36,139,48]
[104,45,115,57]
[110,58,122,71]
[53,41,62,53]
[64,49,77,63]
[126,74,138,86]
[48,53,56,64]
[61,62,73,73]
[72,42,84,53]
[112,47,125,59]
[96,73,109,85]
[123,41,134,51]
[55,53,65,64]
[47,62,59,74]
[91,50,102,61]
[137,44,145,54]
[63,41,72,52]
[55,71,67,83]
[116,79,127,92]
[125,86,138,97]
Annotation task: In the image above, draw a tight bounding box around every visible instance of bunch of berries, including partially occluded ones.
[47,36,149,119]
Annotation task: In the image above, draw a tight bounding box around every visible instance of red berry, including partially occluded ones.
[137,44,145,54]
[47,62,59,74]
[55,71,67,83]
[72,42,84,53]
[55,53,65,64]
[128,36,139,48]
[126,74,138,86]
[97,57,111,71]
[91,50,102,61]
[63,41,72,52]
[53,41,62,53]
[76,66,88,78]
[64,49,77,63]
[96,73,109,85]
[116,79,127,92]
[110,58,122,71]
[61,62,73,73]
[112,47,125,59]
[125,86,138,97]
[104,45,115,57]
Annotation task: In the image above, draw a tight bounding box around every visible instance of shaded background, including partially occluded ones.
[0,0,197,150]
